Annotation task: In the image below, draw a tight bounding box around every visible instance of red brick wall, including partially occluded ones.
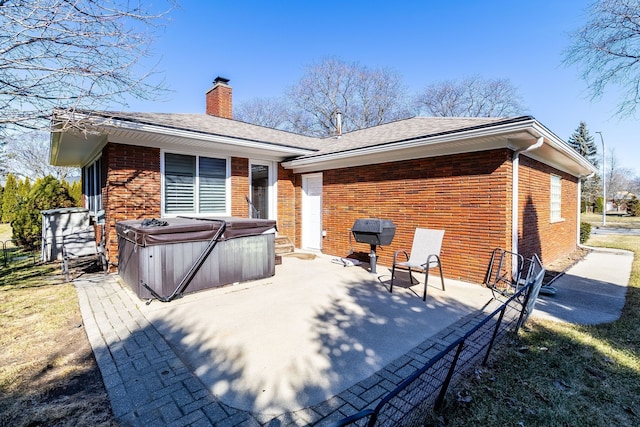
[231,157,249,216]
[277,165,297,239]
[314,149,514,283]
[102,143,161,263]
[518,156,578,265]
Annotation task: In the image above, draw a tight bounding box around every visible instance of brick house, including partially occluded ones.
[50,77,596,284]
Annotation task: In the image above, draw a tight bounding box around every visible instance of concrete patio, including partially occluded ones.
[76,252,500,425]
[138,253,497,416]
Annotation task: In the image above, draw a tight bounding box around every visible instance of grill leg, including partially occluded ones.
[369,244,377,274]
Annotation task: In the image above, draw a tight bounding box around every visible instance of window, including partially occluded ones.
[550,175,562,221]
[83,157,102,215]
[163,153,228,215]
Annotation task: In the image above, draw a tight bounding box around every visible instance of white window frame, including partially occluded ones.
[83,155,102,217]
[550,174,563,222]
[160,150,231,217]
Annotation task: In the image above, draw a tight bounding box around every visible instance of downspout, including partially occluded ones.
[512,136,544,255]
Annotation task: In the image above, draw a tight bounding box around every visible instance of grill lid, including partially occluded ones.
[351,218,396,246]
[352,218,394,233]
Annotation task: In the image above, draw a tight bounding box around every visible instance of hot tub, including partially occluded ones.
[116,217,277,301]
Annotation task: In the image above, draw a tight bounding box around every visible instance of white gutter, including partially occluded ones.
[512,136,544,255]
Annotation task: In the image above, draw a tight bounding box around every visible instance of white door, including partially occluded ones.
[302,173,322,250]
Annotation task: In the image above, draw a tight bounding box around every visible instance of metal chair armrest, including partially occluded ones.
[393,249,410,264]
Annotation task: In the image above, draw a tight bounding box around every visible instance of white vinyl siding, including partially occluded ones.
[550,174,562,222]
[163,153,227,215]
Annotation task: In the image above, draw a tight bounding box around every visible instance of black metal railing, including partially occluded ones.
[1,237,41,267]
[329,255,544,427]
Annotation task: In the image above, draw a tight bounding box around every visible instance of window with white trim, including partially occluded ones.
[163,153,228,215]
[550,174,562,221]
[83,157,102,216]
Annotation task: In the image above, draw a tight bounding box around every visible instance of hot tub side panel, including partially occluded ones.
[118,233,275,300]
[118,234,142,297]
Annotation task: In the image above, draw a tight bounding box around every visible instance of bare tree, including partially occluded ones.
[285,57,411,136]
[414,75,527,117]
[0,0,174,134]
[564,0,640,117]
[235,97,292,130]
[605,147,636,211]
[5,131,78,180]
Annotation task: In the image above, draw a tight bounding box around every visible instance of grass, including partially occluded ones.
[0,223,116,427]
[434,232,640,427]
[582,212,640,229]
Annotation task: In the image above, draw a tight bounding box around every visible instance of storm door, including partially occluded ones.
[249,162,271,219]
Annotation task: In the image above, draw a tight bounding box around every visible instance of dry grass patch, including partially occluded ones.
[432,234,640,426]
[582,212,640,229]
[0,224,116,427]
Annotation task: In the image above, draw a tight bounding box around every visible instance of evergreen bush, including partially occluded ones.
[12,176,77,247]
[2,174,19,223]
[580,222,592,244]
[627,196,640,217]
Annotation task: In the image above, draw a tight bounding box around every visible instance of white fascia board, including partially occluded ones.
[528,122,598,177]
[283,119,540,173]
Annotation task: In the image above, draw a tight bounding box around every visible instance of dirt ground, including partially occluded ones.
[0,223,117,427]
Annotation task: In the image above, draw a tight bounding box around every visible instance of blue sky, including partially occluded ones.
[125,0,638,174]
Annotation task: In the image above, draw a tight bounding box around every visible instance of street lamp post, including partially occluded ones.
[596,131,606,227]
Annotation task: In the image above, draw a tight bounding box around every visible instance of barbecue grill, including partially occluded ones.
[351,218,396,274]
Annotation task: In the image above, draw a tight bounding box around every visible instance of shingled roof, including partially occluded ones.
[84,111,322,151]
[313,116,531,156]
[51,109,596,178]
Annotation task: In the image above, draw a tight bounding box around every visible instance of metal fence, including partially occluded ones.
[1,237,41,268]
[329,255,545,427]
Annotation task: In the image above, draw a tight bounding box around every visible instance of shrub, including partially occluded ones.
[594,196,604,214]
[12,176,77,247]
[627,196,640,217]
[2,173,19,223]
[580,222,592,244]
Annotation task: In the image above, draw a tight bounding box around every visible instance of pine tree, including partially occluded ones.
[2,174,19,223]
[68,180,82,206]
[568,122,599,166]
[12,176,76,247]
[17,176,32,198]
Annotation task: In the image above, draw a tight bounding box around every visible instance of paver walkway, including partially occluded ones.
[75,274,495,426]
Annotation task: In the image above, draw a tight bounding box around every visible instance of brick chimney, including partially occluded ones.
[206,76,232,119]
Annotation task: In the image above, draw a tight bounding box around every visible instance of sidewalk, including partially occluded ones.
[531,246,633,324]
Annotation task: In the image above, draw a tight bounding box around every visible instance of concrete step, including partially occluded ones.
[275,236,294,255]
